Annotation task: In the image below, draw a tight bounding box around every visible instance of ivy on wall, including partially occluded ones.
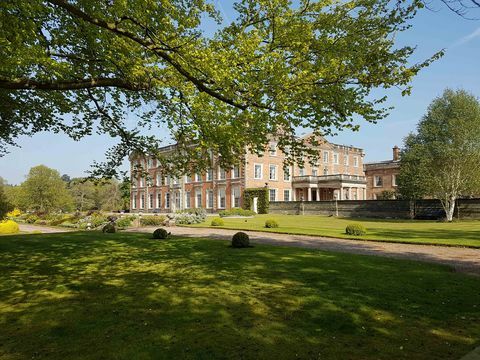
[243,188,269,214]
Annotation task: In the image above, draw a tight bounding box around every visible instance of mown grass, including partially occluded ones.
[190,214,480,247]
[0,231,479,359]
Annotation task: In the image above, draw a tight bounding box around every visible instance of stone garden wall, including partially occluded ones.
[269,199,480,220]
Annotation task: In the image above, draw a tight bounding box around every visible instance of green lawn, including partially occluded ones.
[190,214,480,247]
[0,232,479,359]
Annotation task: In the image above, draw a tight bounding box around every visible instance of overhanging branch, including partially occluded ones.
[0,77,148,91]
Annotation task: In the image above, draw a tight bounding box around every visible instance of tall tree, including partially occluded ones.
[0,0,442,176]
[0,180,13,219]
[69,178,96,211]
[398,89,480,221]
[22,165,73,212]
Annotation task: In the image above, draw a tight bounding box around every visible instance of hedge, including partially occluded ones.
[242,188,269,214]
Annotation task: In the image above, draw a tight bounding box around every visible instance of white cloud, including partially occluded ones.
[456,27,480,46]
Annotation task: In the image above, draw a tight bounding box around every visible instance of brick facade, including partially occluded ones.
[364,146,400,200]
[130,135,367,213]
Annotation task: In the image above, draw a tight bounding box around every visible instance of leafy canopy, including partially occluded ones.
[398,89,480,220]
[1,0,442,176]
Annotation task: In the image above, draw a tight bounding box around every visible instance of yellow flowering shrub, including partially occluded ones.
[7,208,22,217]
[0,220,20,234]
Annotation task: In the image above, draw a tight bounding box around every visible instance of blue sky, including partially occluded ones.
[1,2,479,184]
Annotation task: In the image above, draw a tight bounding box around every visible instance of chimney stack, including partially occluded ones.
[393,145,400,161]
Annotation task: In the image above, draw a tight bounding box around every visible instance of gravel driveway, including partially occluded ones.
[129,226,480,276]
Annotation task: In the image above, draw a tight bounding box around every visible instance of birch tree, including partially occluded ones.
[398,89,480,221]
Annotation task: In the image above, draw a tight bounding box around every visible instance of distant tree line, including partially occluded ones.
[1,165,130,213]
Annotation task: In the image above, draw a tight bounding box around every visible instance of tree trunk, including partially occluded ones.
[443,196,456,222]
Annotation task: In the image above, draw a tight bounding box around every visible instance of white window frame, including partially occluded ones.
[254,164,263,179]
[312,168,318,176]
[195,189,202,208]
[232,165,240,179]
[353,156,359,168]
[148,193,154,209]
[283,189,291,201]
[323,151,329,163]
[299,168,305,176]
[132,193,137,209]
[269,142,277,156]
[207,190,214,209]
[195,173,202,182]
[165,192,170,209]
[283,166,291,181]
[269,164,278,181]
[139,178,145,187]
[392,174,398,187]
[185,191,191,208]
[156,192,162,208]
[206,169,213,181]
[147,158,154,169]
[374,176,383,188]
[232,187,241,208]
[333,153,339,165]
[218,188,226,209]
[140,193,145,209]
[269,188,277,202]
[344,154,349,166]
[218,167,226,180]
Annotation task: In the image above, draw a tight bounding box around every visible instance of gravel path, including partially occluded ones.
[19,224,72,233]
[129,226,480,276]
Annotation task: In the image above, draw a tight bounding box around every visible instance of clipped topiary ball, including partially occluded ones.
[153,228,170,239]
[102,223,116,233]
[232,231,250,248]
[264,219,279,228]
[345,223,367,236]
[211,217,225,226]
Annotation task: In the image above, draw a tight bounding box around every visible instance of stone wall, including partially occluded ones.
[269,199,480,220]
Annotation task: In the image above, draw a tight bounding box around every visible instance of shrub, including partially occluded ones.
[34,219,47,225]
[102,223,116,233]
[116,216,135,229]
[174,209,206,225]
[0,220,20,234]
[345,223,367,236]
[211,217,224,226]
[264,219,279,228]
[140,215,166,226]
[153,228,170,239]
[232,232,250,248]
[219,208,255,217]
[25,214,39,224]
[7,208,22,218]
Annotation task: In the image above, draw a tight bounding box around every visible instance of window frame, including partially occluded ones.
[254,163,263,179]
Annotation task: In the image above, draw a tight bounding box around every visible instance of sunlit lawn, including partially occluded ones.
[190,214,480,248]
[0,232,479,359]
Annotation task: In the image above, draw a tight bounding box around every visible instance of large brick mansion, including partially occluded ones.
[130,135,368,213]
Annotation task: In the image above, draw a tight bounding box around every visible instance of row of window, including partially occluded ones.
[373,174,397,188]
[253,164,359,181]
[134,166,241,188]
[132,187,242,210]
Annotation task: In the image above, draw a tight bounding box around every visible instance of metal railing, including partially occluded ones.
[293,174,366,183]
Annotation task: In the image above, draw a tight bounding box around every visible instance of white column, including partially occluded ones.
[363,188,367,200]
[339,187,344,200]
[348,187,352,201]
[307,187,312,201]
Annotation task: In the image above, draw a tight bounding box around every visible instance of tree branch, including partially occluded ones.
[46,0,249,110]
[0,77,147,91]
